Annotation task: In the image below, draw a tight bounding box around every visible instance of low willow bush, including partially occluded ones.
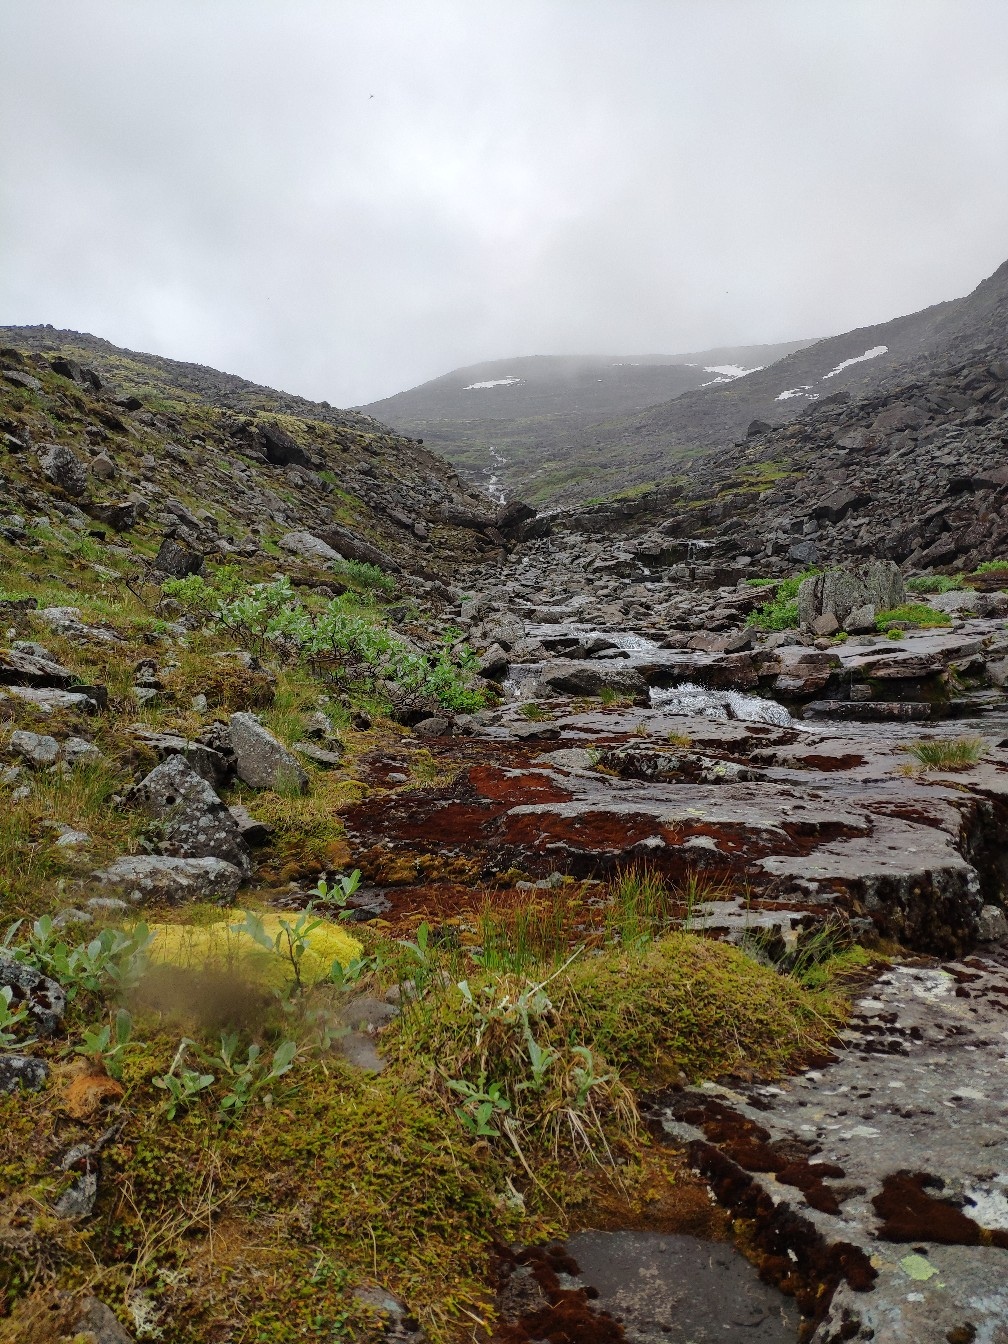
[746,570,817,631]
[163,572,485,713]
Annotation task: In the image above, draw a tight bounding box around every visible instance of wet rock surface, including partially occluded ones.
[650,950,1008,1342]
[344,704,1008,956]
[566,1230,802,1343]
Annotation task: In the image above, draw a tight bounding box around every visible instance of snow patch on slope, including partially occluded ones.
[464,377,524,390]
[822,345,888,380]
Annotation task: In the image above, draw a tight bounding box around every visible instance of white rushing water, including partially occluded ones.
[650,681,793,727]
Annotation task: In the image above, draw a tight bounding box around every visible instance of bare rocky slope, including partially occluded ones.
[362,341,814,504]
[368,257,1008,508]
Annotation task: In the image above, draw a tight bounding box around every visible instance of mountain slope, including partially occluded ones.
[362,341,814,502]
[0,325,507,578]
[533,257,1008,505]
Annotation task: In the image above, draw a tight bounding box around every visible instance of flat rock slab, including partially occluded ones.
[566,1230,802,1343]
[342,707,1007,953]
[651,950,1008,1343]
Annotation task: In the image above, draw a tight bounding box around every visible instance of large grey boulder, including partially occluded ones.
[229,712,308,792]
[930,588,1008,618]
[798,560,905,632]
[91,854,244,905]
[9,729,60,767]
[535,659,650,704]
[132,754,251,872]
[38,443,88,497]
[0,951,66,1034]
[279,530,343,565]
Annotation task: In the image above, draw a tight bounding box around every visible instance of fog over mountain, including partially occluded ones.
[3,1,1008,405]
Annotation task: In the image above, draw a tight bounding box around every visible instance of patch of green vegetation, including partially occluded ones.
[898,735,985,771]
[747,570,817,631]
[976,559,1008,573]
[875,603,952,631]
[906,574,965,594]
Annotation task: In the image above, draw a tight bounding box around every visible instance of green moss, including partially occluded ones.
[875,603,952,631]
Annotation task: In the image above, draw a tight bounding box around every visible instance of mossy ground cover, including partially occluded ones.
[0,890,849,1342]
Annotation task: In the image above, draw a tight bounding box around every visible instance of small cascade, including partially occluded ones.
[650,680,793,727]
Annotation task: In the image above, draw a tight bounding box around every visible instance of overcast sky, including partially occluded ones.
[3,2,1008,405]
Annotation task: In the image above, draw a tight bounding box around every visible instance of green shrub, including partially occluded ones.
[976,559,1008,573]
[332,559,395,594]
[906,574,965,594]
[747,571,816,631]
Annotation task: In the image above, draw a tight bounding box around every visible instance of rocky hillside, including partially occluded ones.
[0,324,511,579]
[397,256,1008,508]
[362,341,814,504]
[551,276,1008,581]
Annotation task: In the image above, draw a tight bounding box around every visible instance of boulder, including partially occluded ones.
[152,535,203,579]
[813,487,871,524]
[49,357,102,392]
[91,453,116,480]
[0,1055,49,1094]
[747,419,772,437]
[132,754,252,871]
[279,530,343,565]
[229,712,308,793]
[0,644,76,688]
[977,904,1008,943]
[316,523,398,572]
[0,951,66,1034]
[871,402,925,433]
[91,854,244,905]
[798,560,905,632]
[9,729,60,767]
[258,421,311,468]
[478,643,510,682]
[535,659,650,704]
[930,589,1008,618]
[495,500,537,536]
[38,443,88,497]
[128,726,232,787]
[87,500,139,532]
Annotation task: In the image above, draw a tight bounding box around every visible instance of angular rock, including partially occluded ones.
[129,726,232,787]
[0,1055,49,1094]
[2,684,102,714]
[536,659,650,703]
[227,804,272,846]
[38,443,88,497]
[812,487,871,524]
[279,530,343,565]
[9,729,60,767]
[132,754,251,871]
[88,500,139,532]
[0,951,66,1034]
[316,523,398,572]
[258,420,311,468]
[66,1295,134,1343]
[0,645,76,688]
[229,712,308,792]
[91,453,116,480]
[152,534,203,579]
[798,560,905,631]
[976,903,1008,942]
[478,643,510,682]
[293,740,344,767]
[90,854,244,905]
